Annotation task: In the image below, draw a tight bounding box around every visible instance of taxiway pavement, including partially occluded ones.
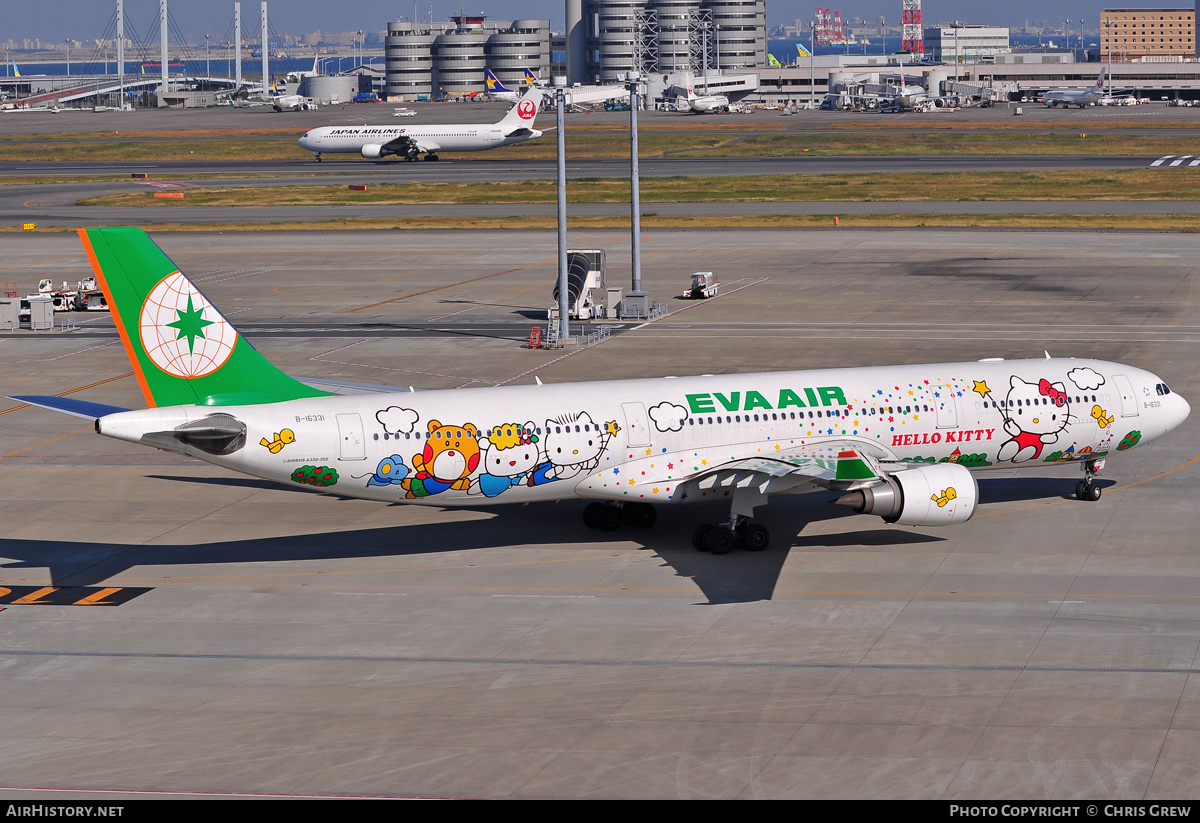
[1,230,1198,799]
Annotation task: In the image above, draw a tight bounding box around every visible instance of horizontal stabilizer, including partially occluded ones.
[296,377,418,396]
[10,395,130,420]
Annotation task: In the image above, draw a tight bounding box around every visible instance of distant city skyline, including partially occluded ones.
[3,1,1184,44]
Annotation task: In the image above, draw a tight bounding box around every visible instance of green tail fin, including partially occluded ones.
[80,227,330,408]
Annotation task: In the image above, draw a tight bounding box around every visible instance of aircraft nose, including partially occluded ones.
[1168,391,1191,432]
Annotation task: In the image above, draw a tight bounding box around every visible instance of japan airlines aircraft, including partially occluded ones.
[14,229,1190,553]
[684,87,730,113]
[1043,68,1108,108]
[297,86,543,161]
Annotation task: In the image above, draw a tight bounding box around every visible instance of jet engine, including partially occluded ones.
[834,462,978,526]
[360,144,390,159]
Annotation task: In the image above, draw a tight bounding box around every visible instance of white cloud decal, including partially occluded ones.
[376,406,419,435]
[1067,367,1105,391]
[649,401,688,433]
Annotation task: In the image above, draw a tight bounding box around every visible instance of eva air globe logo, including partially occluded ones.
[138,272,236,378]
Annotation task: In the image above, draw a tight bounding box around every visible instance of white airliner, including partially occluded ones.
[684,87,730,114]
[297,86,543,161]
[13,228,1190,554]
[485,69,520,101]
[286,56,321,82]
[272,93,318,112]
[1043,68,1108,108]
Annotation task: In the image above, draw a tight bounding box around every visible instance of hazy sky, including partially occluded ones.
[6,2,1181,44]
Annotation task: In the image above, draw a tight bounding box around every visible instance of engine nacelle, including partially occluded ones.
[834,463,978,526]
[360,144,389,159]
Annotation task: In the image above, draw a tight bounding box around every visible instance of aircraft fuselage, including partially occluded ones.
[96,358,1188,509]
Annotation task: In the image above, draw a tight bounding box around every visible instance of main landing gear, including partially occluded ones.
[691,516,770,554]
[582,501,657,531]
[422,153,440,161]
[1074,457,1105,502]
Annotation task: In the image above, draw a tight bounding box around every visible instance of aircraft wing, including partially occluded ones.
[401,136,441,153]
[683,442,887,496]
[374,134,441,155]
[582,440,900,506]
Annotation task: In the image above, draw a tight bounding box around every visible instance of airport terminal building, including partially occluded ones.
[384,2,768,99]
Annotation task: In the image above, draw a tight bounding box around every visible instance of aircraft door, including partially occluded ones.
[1112,374,1139,417]
[934,394,959,429]
[621,402,651,448]
[336,413,367,460]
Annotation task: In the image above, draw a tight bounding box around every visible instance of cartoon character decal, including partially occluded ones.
[473,422,545,498]
[1091,405,1115,429]
[401,420,481,498]
[932,487,957,508]
[364,455,410,487]
[261,428,295,453]
[543,412,614,481]
[997,376,1072,463]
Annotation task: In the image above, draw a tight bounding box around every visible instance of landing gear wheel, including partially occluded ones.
[692,524,713,551]
[1075,480,1088,500]
[428,154,440,161]
[598,504,622,531]
[582,502,605,529]
[1084,482,1102,502]
[314,154,322,162]
[704,526,734,555]
[626,503,657,528]
[743,523,770,551]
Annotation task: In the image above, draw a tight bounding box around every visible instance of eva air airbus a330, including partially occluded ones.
[14,229,1190,553]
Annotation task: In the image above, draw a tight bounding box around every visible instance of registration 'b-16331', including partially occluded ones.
[297,86,543,162]
[13,228,1190,554]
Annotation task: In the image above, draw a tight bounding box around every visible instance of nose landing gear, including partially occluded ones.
[313,152,322,162]
[1075,458,1105,501]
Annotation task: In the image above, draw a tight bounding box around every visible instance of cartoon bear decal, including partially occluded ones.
[401,420,481,498]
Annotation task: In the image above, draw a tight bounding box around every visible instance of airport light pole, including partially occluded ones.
[625,71,648,319]
[65,38,70,78]
[809,21,816,109]
[206,33,210,79]
[553,77,569,343]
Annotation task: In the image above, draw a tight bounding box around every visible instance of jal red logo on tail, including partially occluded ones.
[516,99,536,119]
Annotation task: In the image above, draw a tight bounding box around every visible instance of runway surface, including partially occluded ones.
[0,154,1177,180]
[1,230,1199,799]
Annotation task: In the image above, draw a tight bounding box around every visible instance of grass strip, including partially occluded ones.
[78,169,1200,207]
